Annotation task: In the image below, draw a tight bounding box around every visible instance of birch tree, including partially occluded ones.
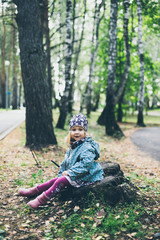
[68,0,87,114]
[98,0,130,133]
[114,0,130,104]
[13,0,57,147]
[86,0,105,117]
[137,0,145,126]
[115,0,130,122]
[105,0,124,138]
[0,3,6,108]
[80,0,105,116]
[12,20,18,109]
[56,0,72,129]
[44,0,52,103]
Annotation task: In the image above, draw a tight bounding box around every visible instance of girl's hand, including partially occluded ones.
[62,171,69,176]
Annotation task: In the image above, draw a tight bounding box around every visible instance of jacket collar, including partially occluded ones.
[70,137,86,149]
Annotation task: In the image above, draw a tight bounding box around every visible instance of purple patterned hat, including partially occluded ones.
[69,114,88,131]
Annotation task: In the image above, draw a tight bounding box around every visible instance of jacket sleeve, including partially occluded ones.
[68,147,96,181]
[58,162,66,177]
[58,149,70,177]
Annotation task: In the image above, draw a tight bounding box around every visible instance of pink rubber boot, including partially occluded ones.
[27,192,49,209]
[18,186,39,197]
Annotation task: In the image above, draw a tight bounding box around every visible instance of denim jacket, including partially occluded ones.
[58,137,104,183]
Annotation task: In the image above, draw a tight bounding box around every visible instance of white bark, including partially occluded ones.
[107,1,118,96]
[137,0,145,125]
[86,0,105,115]
[56,0,72,128]
[64,0,72,99]
[114,0,130,105]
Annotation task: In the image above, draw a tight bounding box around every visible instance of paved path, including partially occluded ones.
[0,109,25,140]
[131,127,160,161]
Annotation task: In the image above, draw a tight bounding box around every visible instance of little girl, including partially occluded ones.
[19,114,104,209]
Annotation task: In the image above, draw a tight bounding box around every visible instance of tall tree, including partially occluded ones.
[80,0,105,116]
[137,0,145,126]
[114,0,130,104]
[13,0,57,147]
[68,0,87,114]
[98,0,130,130]
[39,0,53,103]
[12,16,18,109]
[56,0,72,129]
[105,0,124,138]
[1,3,6,108]
[86,0,105,117]
[115,0,131,122]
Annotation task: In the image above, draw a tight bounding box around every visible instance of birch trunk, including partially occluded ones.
[44,0,52,103]
[68,0,87,114]
[1,4,6,108]
[114,0,130,105]
[56,0,72,129]
[52,0,63,108]
[86,0,98,117]
[12,23,18,109]
[105,0,124,138]
[84,0,105,117]
[6,16,13,108]
[13,0,57,147]
[137,0,145,126]
[68,0,76,114]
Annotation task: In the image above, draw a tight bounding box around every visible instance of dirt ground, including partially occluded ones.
[0,123,160,240]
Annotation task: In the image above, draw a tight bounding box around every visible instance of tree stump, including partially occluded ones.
[59,161,137,205]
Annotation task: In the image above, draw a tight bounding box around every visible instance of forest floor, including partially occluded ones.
[0,114,160,240]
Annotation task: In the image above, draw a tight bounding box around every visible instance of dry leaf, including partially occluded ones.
[81,223,85,227]
[95,236,103,240]
[74,206,80,212]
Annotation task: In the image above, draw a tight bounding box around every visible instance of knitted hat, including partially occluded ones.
[69,114,88,131]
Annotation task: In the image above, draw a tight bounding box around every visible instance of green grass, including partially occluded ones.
[44,200,150,240]
[126,171,160,196]
[14,169,45,187]
[122,111,160,126]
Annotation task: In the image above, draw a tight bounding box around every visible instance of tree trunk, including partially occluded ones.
[56,0,72,129]
[86,0,98,117]
[68,0,76,114]
[68,0,87,114]
[84,0,105,117]
[105,0,124,138]
[117,91,125,122]
[97,106,106,125]
[12,22,18,109]
[1,4,6,108]
[43,0,53,104]
[137,0,145,127]
[114,0,130,105]
[13,0,57,147]
[38,0,52,104]
[92,85,101,111]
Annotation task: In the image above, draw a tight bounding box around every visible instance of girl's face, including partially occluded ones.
[70,126,86,141]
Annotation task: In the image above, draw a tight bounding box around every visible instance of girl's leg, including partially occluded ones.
[18,177,58,197]
[45,176,70,198]
[37,177,58,192]
[27,177,70,209]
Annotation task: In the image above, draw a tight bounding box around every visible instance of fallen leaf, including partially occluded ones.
[74,206,80,212]
[81,223,85,227]
[95,236,103,240]
[74,228,80,232]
